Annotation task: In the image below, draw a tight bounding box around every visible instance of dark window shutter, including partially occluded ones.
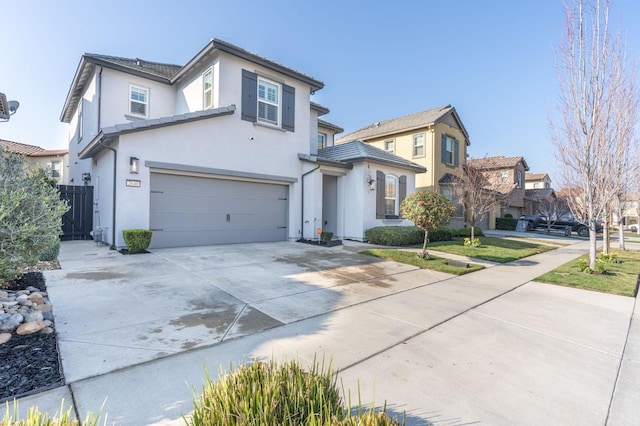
[454,139,460,166]
[282,84,295,132]
[241,69,257,123]
[376,170,385,219]
[398,175,407,217]
[441,134,447,164]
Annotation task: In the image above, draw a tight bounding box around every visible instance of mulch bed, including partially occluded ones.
[0,271,64,403]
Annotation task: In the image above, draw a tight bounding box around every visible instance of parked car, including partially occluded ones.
[629,224,639,232]
[519,214,602,237]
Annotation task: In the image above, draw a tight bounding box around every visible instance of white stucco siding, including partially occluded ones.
[99,68,176,128]
[91,147,117,246]
[105,114,308,245]
[175,57,220,114]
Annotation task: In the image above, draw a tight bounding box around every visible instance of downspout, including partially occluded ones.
[96,66,116,249]
[96,141,117,250]
[300,165,320,241]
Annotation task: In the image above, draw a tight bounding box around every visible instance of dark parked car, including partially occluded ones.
[520,214,602,237]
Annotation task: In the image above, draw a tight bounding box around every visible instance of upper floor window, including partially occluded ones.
[203,68,213,109]
[501,171,509,183]
[441,135,459,166]
[516,170,523,188]
[129,85,148,118]
[318,133,327,150]
[258,77,280,125]
[241,70,295,132]
[533,182,540,188]
[384,139,395,153]
[413,133,425,157]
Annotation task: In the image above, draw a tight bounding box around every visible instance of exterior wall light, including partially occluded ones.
[130,157,139,174]
[367,175,376,191]
[82,172,91,185]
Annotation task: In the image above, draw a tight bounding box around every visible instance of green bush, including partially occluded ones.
[187,358,402,426]
[365,226,424,246]
[122,229,153,253]
[463,237,481,247]
[496,217,518,231]
[365,226,455,246]
[39,239,61,261]
[457,227,484,237]
[504,213,513,218]
[0,151,69,288]
[1,400,102,425]
[321,231,334,242]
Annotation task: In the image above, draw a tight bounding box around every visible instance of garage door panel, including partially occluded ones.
[149,173,288,248]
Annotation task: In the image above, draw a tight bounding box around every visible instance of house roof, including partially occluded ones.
[318,140,426,173]
[62,38,325,123]
[525,188,556,200]
[468,155,530,171]
[310,102,330,116]
[78,105,236,159]
[525,172,550,181]
[318,119,343,134]
[0,139,68,157]
[335,105,469,145]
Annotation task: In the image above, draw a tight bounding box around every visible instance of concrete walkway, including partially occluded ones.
[8,234,639,425]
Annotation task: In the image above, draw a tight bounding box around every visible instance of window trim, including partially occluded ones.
[412,133,425,158]
[443,135,453,164]
[501,170,509,183]
[257,76,281,126]
[385,174,398,217]
[384,139,395,154]
[129,84,149,118]
[516,170,523,188]
[203,68,213,109]
[50,161,61,179]
[317,133,327,150]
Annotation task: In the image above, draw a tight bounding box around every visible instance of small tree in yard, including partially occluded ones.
[0,151,69,288]
[400,191,455,259]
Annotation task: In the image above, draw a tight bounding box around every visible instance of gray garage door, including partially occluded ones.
[149,173,288,248]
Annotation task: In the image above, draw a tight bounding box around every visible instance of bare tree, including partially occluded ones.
[452,164,506,242]
[550,0,637,269]
[535,191,572,233]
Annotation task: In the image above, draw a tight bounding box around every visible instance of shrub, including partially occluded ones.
[504,213,513,218]
[463,237,481,247]
[429,227,456,242]
[496,217,518,231]
[598,253,619,263]
[187,358,403,426]
[0,151,69,288]
[39,239,61,261]
[122,229,153,253]
[594,259,607,274]
[188,358,342,425]
[577,258,589,272]
[365,226,424,246]
[457,227,484,237]
[321,231,334,243]
[1,400,102,425]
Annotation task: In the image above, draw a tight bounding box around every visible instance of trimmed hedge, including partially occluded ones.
[496,218,518,231]
[38,239,61,261]
[122,229,153,253]
[365,226,456,246]
[457,227,484,237]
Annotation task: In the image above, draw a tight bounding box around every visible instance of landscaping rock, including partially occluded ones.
[16,320,46,335]
[0,333,10,345]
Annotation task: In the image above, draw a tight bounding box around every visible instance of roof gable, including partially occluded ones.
[318,140,426,173]
[336,105,469,145]
[468,155,530,171]
[0,139,68,157]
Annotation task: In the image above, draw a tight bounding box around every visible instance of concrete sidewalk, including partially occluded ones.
[9,237,639,425]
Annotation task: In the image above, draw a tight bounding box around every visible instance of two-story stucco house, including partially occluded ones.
[61,39,424,248]
[0,139,69,184]
[525,172,552,189]
[335,105,469,227]
[467,155,530,218]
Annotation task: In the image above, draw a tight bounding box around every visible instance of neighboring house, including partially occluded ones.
[524,188,557,215]
[467,155,529,218]
[0,139,69,183]
[335,105,470,226]
[525,172,552,189]
[60,39,423,248]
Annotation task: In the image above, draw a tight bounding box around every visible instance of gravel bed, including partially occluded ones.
[0,272,64,403]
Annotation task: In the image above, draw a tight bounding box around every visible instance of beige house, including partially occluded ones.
[467,155,529,218]
[0,139,69,184]
[525,172,552,189]
[336,105,469,191]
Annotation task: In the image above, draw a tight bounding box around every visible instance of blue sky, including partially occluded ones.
[1,0,639,181]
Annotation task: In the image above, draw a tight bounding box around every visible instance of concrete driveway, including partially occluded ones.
[13,237,639,425]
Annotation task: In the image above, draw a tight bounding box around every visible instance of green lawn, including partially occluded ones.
[361,249,484,275]
[427,236,557,263]
[535,250,640,297]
